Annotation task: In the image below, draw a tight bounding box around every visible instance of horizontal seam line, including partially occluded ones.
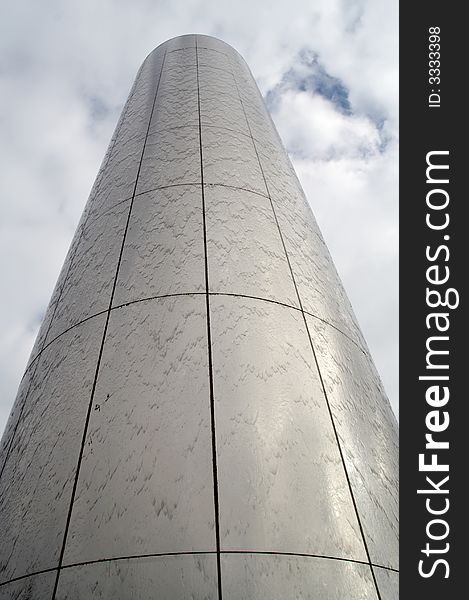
[22,293,369,378]
[210,292,367,352]
[63,551,399,572]
[166,46,229,58]
[135,182,201,196]
[148,124,257,145]
[85,195,133,225]
[135,181,271,201]
[61,179,285,261]
[150,124,271,153]
[22,310,109,375]
[302,312,368,356]
[77,176,274,243]
[112,292,206,310]
[0,552,398,586]
[0,567,58,587]
[222,551,399,572]
[82,181,274,224]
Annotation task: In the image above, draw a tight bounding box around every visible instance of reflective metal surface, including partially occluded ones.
[0,35,398,598]
[113,186,205,306]
[211,296,366,561]
[55,555,218,599]
[148,65,199,134]
[205,185,298,306]
[199,66,250,135]
[221,554,379,599]
[202,126,266,195]
[137,126,200,194]
[63,297,215,564]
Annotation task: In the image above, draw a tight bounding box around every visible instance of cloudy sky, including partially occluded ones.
[0,0,398,437]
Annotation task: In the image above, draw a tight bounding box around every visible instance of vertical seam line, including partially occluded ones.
[227,57,383,600]
[196,37,223,600]
[50,49,167,599]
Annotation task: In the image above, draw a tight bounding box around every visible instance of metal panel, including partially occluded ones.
[221,554,379,600]
[205,184,298,307]
[306,317,399,569]
[197,47,232,71]
[199,65,250,136]
[45,201,130,343]
[55,555,217,599]
[210,296,367,561]
[148,65,198,134]
[163,48,197,72]
[62,297,215,564]
[0,315,106,583]
[137,126,201,195]
[113,185,205,307]
[201,126,266,196]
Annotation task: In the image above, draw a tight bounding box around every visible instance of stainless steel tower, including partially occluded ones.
[0,35,398,599]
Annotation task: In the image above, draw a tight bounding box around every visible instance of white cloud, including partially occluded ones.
[0,0,398,436]
[273,90,381,159]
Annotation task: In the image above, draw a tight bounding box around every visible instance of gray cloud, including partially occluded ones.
[266,49,352,116]
[0,0,398,434]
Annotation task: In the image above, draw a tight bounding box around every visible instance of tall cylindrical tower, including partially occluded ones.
[0,35,398,599]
